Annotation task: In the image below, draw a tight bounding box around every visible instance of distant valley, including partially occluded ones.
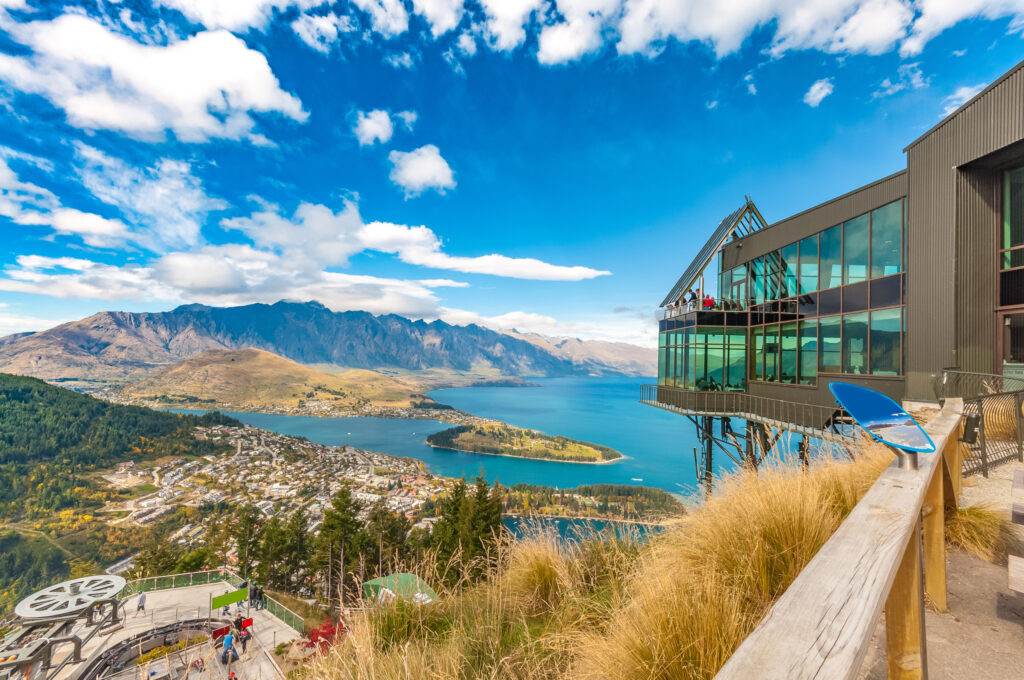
[0,300,655,385]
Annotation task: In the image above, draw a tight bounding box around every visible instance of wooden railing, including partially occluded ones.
[714,399,964,680]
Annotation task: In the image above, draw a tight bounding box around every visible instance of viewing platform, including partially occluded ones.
[640,384,854,444]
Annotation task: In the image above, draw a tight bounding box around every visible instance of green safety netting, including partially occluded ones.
[362,573,436,605]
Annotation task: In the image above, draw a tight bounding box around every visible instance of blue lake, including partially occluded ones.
[205,377,733,495]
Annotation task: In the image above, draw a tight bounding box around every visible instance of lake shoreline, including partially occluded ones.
[426,442,625,465]
[503,512,675,528]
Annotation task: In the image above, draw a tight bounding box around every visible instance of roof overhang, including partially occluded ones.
[659,198,768,307]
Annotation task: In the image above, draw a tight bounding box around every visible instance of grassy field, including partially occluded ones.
[297,441,1015,680]
[427,424,623,463]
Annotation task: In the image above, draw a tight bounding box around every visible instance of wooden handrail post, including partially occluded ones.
[885,522,927,679]
[922,460,946,611]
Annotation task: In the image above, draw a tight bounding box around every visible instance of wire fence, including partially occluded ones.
[935,369,1024,477]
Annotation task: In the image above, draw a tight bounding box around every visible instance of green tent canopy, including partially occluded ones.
[362,573,436,605]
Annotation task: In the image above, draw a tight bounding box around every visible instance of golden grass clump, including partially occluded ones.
[945,503,1021,564]
[298,442,897,680]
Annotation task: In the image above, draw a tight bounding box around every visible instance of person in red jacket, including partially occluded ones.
[702,294,714,309]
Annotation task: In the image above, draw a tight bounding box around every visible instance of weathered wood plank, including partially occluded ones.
[713,401,962,680]
[1009,555,1024,594]
[922,458,947,611]
[886,524,926,679]
[1013,470,1024,500]
[1012,503,1024,526]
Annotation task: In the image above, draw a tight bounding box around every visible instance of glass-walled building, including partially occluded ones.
[652,56,1024,412]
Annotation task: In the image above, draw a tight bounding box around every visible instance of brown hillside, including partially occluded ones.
[120,348,424,407]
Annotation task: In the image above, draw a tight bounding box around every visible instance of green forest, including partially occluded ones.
[501,483,685,521]
[0,373,238,517]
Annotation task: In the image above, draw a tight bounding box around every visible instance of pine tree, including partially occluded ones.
[233,506,263,579]
[315,487,363,606]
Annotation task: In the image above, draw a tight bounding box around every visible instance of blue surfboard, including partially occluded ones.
[829,382,935,453]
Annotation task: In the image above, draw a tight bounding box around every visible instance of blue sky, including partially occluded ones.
[0,0,1021,347]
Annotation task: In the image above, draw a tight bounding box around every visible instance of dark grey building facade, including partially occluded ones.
[656,58,1024,416]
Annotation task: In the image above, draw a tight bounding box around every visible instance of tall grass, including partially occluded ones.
[945,504,1020,564]
[298,443,895,680]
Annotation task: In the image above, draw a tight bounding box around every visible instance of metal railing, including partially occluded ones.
[661,297,748,318]
[640,384,853,440]
[119,569,308,633]
[935,368,1024,477]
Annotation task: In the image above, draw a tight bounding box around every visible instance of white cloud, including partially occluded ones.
[396,110,418,130]
[803,78,834,107]
[479,0,544,50]
[75,144,227,250]
[440,308,655,346]
[388,145,456,197]
[705,99,718,110]
[874,62,927,97]
[291,12,354,53]
[0,311,73,337]
[0,13,307,143]
[456,31,478,55]
[537,0,620,64]
[223,199,609,280]
[385,51,416,68]
[412,0,465,36]
[744,73,757,95]
[351,0,410,37]
[362,220,611,279]
[353,109,395,145]
[942,82,986,116]
[902,0,1024,56]
[155,0,318,31]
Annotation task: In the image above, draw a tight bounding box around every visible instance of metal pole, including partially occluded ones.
[979,400,989,478]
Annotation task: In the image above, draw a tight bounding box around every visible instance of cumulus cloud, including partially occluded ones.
[362,220,612,279]
[223,199,609,280]
[75,145,227,250]
[537,0,620,64]
[412,0,466,36]
[803,78,834,107]
[902,0,1024,56]
[155,0,319,31]
[388,145,456,197]
[874,62,927,97]
[353,109,395,145]
[942,82,986,116]
[384,51,416,68]
[0,154,132,248]
[479,0,545,50]
[396,110,418,130]
[291,11,354,52]
[0,13,307,143]
[351,0,410,37]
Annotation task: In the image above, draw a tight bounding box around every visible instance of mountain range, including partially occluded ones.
[0,301,655,383]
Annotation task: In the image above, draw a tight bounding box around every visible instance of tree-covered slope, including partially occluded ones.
[0,373,237,516]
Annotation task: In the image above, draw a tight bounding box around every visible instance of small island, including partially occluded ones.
[426,424,623,463]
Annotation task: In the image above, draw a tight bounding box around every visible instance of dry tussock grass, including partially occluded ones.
[299,442,901,680]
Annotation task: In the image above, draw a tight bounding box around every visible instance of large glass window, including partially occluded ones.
[819,225,842,290]
[870,308,901,375]
[730,265,747,307]
[752,257,766,304]
[842,312,869,374]
[1004,167,1024,270]
[766,250,781,301]
[763,324,779,381]
[843,215,869,285]
[751,326,764,381]
[780,322,798,384]
[799,234,818,294]
[725,328,747,390]
[799,320,818,385]
[871,201,902,278]
[781,242,799,298]
[819,316,841,373]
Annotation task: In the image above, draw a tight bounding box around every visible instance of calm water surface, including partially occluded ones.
[207,377,734,495]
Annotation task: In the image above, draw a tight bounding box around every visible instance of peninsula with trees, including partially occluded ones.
[426,424,624,463]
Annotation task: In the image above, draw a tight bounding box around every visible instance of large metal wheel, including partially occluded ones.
[14,575,126,619]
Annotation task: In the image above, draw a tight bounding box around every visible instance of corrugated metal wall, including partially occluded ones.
[955,168,999,373]
[905,61,1024,399]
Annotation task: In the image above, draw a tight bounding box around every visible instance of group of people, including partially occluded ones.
[221,611,254,664]
[668,289,717,313]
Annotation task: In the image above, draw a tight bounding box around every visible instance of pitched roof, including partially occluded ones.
[660,198,767,307]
